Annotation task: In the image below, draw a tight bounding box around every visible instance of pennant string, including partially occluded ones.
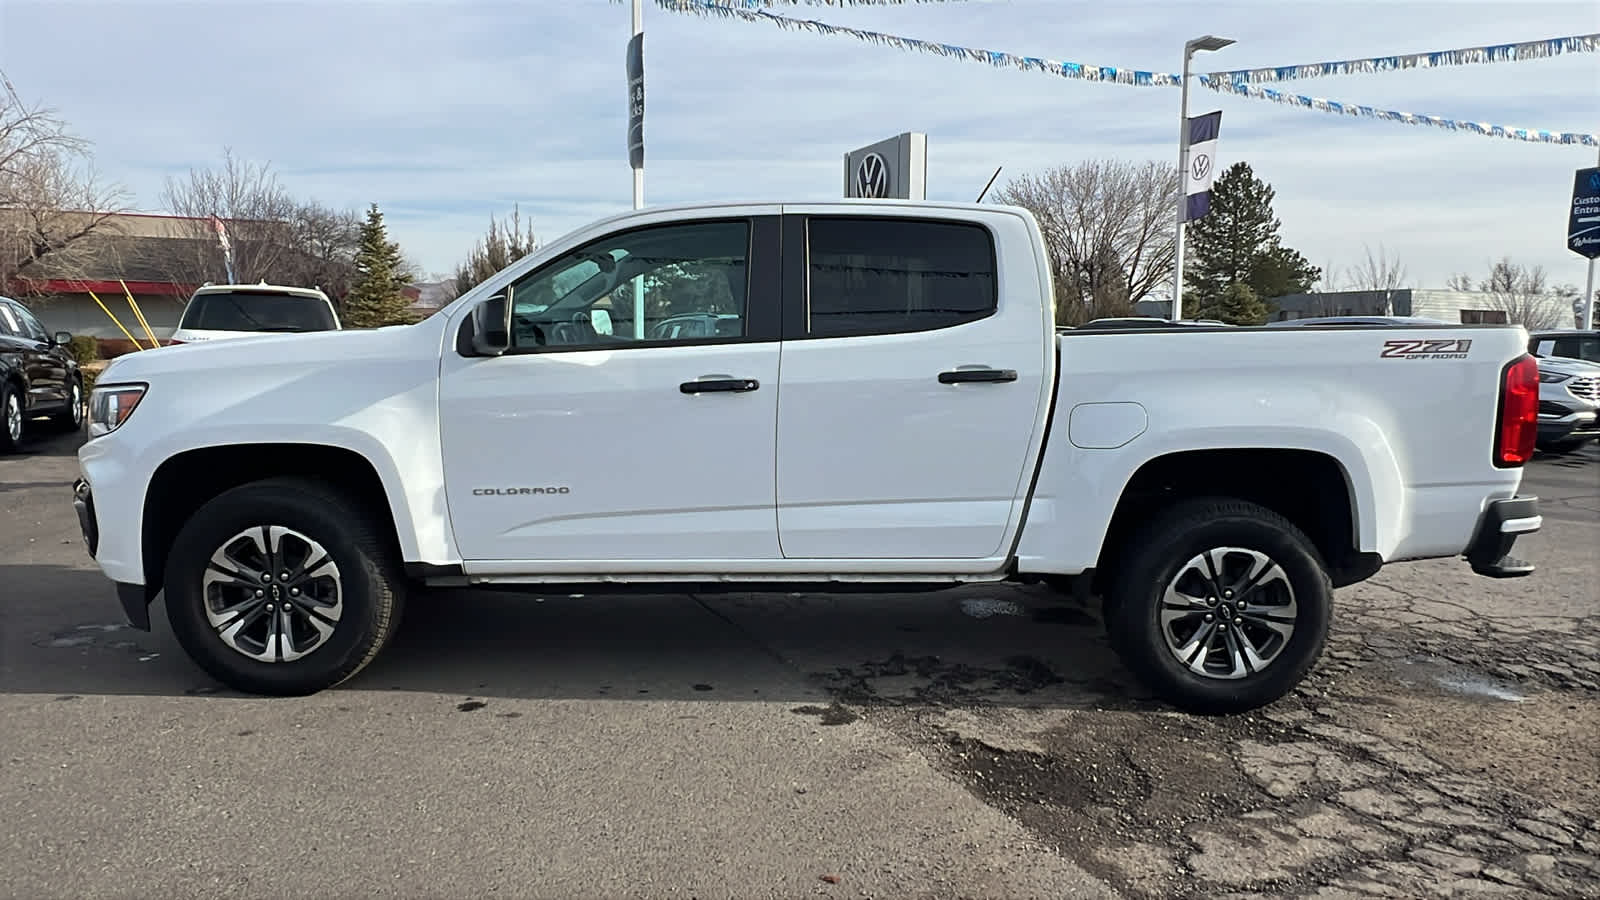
[1203,33,1599,85]
[1198,76,1597,146]
[649,0,1598,146]
[650,0,1182,85]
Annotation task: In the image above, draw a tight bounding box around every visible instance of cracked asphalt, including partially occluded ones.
[2,431,1596,899]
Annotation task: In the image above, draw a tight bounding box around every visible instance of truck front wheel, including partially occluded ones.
[1104,497,1332,715]
[164,477,406,695]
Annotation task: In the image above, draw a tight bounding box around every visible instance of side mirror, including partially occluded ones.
[470,294,511,356]
[53,331,74,346]
[589,308,613,336]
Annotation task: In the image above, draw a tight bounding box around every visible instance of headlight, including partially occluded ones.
[1537,371,1570,383]
[88,384,147,437]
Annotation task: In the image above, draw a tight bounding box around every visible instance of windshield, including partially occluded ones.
[180,291,338,332]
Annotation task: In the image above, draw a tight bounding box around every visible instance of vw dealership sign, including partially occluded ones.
[1569,167,1600,260]
[843,132,927,200]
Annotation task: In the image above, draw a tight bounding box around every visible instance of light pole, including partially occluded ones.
[631,0,644,212]
[629,0,646,337]
[1585,140,1600,330]
[1172,34,1234,322]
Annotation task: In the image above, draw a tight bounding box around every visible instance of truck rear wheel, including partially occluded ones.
[164,477,405,695]
[1104,497,1332,714]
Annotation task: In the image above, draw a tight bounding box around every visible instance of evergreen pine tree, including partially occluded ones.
[343,203,414,328]
[1198,280,1270,325]
[1184,162,1319,313]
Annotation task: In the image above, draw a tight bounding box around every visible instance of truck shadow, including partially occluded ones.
[0,564,1155,710]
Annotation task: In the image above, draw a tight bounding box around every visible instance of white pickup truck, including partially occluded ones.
[72,200,1544,713]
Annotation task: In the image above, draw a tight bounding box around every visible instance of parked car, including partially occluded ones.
[1531,354,1600,453]
[1528,328,1600,365]
[649,312,741,340]
[75,200,1544,713]
[0,295,84,453]
[169,283,340,344]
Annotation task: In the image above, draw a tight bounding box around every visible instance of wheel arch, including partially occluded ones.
[1091,447,1380,595]
[140,442,413,601]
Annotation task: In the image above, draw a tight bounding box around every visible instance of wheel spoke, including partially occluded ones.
[1240,610,1296,640]
[1216,625,1243,677]
[1234,555,1288,603]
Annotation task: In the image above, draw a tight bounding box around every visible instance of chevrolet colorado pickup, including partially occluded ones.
[73,200,1544,713]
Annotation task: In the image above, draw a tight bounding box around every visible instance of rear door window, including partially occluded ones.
[180,291,338,332]
[804,217,998,339]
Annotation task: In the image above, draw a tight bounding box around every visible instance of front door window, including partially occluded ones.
[505,220,751,350]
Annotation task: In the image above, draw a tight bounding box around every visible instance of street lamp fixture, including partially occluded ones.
[1172,34,1235,321]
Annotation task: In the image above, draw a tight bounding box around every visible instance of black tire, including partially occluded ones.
[46,377,84,433]
[0,380,23,454]
[164,476,406,695]
[1103,497,1333,715]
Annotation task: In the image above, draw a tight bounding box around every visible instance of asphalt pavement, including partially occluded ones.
[2,430,1596,899]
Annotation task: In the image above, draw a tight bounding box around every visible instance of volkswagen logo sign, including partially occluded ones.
[1190,152,1212,182]
[854,152,890,198]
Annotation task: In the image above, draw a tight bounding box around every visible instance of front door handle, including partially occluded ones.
[680,376,760,394]
[938,367,1018,384]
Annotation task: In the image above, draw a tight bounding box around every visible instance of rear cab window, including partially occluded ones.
[180,291,338,333]
[804,216,997,338]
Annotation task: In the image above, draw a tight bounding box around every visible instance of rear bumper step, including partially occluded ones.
[1464,496,1540,578]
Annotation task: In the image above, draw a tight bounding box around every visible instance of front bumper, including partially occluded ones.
[1463,496,1540,578]
[73,477,151,631]
[1537,407,1599,443]
[72,477,97,558]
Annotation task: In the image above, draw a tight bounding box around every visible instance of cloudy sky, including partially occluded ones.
[2,0,1596,293]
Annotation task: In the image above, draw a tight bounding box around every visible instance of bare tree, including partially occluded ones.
[158,149,371,307]
[1444,272,1475,292]
[159,148,301,286]
[282,200,362,301]
[1340,243,1408,315]
[990,159,1178,325]
[1453,258,1568,330]
[0,72,129,298]
[452,204,539,297]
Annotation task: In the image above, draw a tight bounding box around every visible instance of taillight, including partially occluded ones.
[1494,354,1538,467]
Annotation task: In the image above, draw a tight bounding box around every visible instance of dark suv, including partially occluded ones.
[0,296,85,453]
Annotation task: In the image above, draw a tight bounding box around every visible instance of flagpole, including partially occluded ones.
[1172,51,1194,321]
[1172,36,1233,321]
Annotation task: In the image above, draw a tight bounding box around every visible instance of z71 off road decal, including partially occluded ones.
[1380,339,1472,360]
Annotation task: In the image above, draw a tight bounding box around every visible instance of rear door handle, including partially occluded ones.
[938,367,1018,384]
[680,376,760,394]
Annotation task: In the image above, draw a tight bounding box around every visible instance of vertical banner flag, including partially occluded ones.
[1183,111,1222,221]
[1568,167,1600,259]
[209,215,236,283]
[627,33,645,170]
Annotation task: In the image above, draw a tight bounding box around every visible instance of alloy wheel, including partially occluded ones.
[5,393,21,443]
[202,525,344,662]
[1159,546,1298,680]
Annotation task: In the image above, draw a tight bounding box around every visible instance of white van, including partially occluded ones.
[169,283,340,344]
